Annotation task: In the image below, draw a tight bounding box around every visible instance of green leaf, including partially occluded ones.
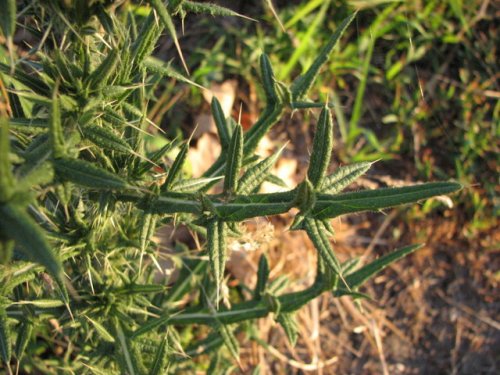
[149,334,169,375]
[216,324,240,363]
[312,182,463,219]
[172,176,223,193]
[224,124,243,194]
[307,106,333,188]
[86,317,115,343]
[150,0,189,74]
[0,202,64,284]
[290,12,357,101]
[211,97,232,149]
[276,313,299,346]
[114,320,143,375]
[82,124,132,154]
[0,116,14,202]
[85,48,119,90]
[54,157,128,190]
[0,307,11,366]
[321,162,373,194]
[259,54,279,104]
[49,91,65,159]
[304,218,342,276]
[14,320,32,360]
[341,244,423,291]
[238,144,285,195]
[207,219,227,307]
[161,142,188,191]
[143,57,203,89]
[254,254,270,300]
[182,1,254,20]
[131,315,170,339]
[131,11,163,67]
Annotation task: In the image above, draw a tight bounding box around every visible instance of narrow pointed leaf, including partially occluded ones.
[224,124,243,194]
[216,324,239,363]
[291,12,357,100]
[0,203,63,288]
[207,218,227,306]
[150,0,189,73]
[260,54,279,104]
[50,92,65,159]
[143,57,203,88]
[307,106,333,187]
[254,254,270,300]
[14,320,32,360]
[211,97,232,148]
[304,218,342,276]
[0,116,14,202]
[82,124,132,153]
[86,48,119,90]
[0,307,11,365]
[343,244,423,290]
[238,144,285,194]
[131,11,163,66]
[54,157,128,190]
[312,182,463,219]
[276,313,298,346]
[0,0,16,46]
[321,162,373,194]
[161,142,188,191]
[149,334,169,375]
[183,1,254,20]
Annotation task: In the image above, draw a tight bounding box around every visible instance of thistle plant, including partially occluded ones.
[0,1,461,373]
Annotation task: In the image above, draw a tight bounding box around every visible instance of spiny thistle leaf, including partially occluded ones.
[82,124,133,154]
[149,0,189,74]
[312,182,463,219]
[238,144,285,195]
[0,117,14,202]
[14,320,32,360]
[254,254,270,300]
[161,141,189,191]
[131,11,163,67]
[260,54,279,104]
[49,91,65,159]
[0,307,11,366]
[321,162,373,194]
[307,105,333,188]
[337,244,423,294]
[183,1,255,21]
[54,157,128,190]
[224,123,243,194]
[143,57,203,89]
[85,48,119,90]
[149,334,169,375]
[304,217,342,276]
[207,218,227,306]
[291,12,357,101]
[0,203,64,292]
[276,312,299,346]
[216,323,240,364]
[211,97,232,149]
